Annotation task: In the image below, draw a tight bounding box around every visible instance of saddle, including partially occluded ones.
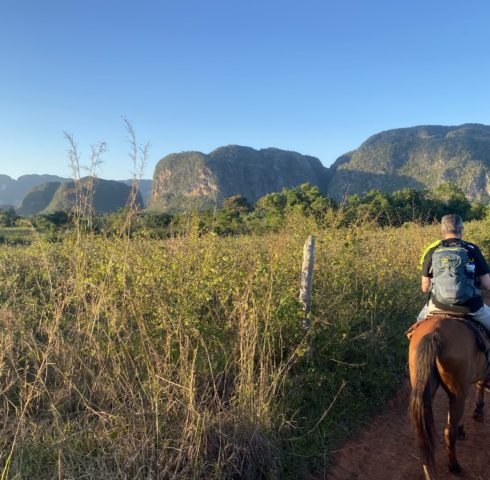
[406,314,490,361]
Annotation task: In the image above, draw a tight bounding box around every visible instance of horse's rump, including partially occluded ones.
[407,313,489,354]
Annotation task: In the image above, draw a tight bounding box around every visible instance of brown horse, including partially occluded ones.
[408,314,488,480]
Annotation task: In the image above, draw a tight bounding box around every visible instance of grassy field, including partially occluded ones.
[0,214,488,479]
[0,227,33,245]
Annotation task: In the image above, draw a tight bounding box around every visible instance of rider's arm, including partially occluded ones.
[479,273,490,290]
[420,245,434,293]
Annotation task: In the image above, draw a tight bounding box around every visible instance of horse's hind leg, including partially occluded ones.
[473,382,485,423]
[444,394,466,475]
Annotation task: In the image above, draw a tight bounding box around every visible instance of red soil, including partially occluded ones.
[327,382,490,480]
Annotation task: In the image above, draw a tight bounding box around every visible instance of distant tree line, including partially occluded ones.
[102,181,487,237]
[0,181,487,240]
[0,207,18,228]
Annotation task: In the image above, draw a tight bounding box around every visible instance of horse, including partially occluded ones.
[408,314,488,480]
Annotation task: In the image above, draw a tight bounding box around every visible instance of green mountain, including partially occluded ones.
[17,182,62,216]
[120,179,153,205]
[13,178,152,215]
[150,124,490,210]
[9,123,490,215]
[0,174,69,207]
[149,145,331,212]
[44,177,144,214]
[327,124,490,201]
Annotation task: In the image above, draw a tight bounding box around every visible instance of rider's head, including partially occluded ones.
[441,214,464,239]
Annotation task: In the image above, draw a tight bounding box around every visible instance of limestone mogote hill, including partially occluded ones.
[147,145,331,212]
[6,123,490,214]
[148,124,490,212]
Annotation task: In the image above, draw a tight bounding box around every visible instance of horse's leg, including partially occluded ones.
[473,382,485,423]
[423,464,436,480]
[444,393,466,475]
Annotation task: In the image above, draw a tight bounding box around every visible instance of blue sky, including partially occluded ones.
[1,0,490,179]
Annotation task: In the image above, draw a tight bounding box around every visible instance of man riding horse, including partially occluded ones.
[409,213,490,479]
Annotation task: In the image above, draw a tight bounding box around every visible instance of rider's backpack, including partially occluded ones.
[430,241,479,307]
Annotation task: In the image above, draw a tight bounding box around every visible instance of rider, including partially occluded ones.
[418,213,490,388]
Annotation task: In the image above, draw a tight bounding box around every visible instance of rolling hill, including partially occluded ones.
[17,182,62,216]
[0,174,69,207]
[43,177,144,214]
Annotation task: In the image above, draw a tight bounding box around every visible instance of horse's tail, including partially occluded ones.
[410,331,441,471]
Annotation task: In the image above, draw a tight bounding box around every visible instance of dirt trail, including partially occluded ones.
[327,382,490,480]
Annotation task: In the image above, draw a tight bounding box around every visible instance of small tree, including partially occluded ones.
[431,181,471,219]
[0,207,18,227]
[222,195,252,217]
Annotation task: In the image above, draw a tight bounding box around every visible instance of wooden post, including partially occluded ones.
[300,235,315,331]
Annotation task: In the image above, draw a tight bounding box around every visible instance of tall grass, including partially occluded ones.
[1,212,488,478]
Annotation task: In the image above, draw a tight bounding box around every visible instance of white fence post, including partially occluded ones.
[300,235,315,331]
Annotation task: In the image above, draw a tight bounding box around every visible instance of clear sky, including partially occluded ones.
[1,0,490,179]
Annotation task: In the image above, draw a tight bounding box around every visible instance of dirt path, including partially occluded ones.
[327,382,490,480]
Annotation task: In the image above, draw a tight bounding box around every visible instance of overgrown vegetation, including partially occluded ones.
[2,203,489,477]
[1,179,485,241]
[97,181,487,238]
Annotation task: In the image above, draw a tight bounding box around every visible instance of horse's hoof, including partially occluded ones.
[449,462,463,475]
[457,426,466,440]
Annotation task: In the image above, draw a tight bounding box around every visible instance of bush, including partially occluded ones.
[0,207,18,227]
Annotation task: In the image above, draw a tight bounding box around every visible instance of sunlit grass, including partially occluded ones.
[0,214,487,478]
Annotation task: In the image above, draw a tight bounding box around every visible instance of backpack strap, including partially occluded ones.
[419,239,442,270]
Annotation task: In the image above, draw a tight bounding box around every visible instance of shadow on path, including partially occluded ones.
[327,382,490,480]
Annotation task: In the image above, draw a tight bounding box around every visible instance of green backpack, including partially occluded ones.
[430,241,479,307]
